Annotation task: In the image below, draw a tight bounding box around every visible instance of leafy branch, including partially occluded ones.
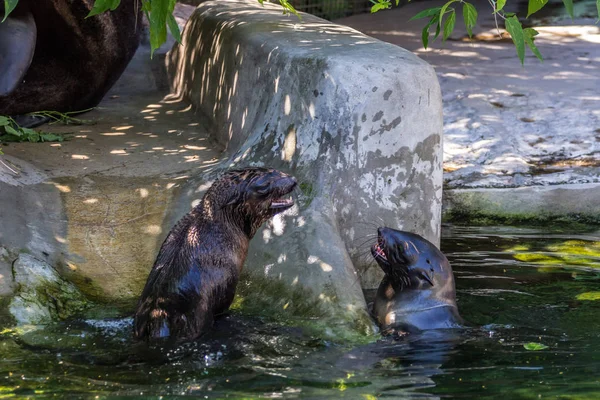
[0,116,65,144]
[370,0,598,65]
[2,0,599,63]
[29,109,96,125]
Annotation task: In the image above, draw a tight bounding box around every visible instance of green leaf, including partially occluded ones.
[0,116,10,126]
[4,125,21,137]
[371,1,391,13]
[166,13,181,44]
[438,0,457,29]
[26,131,40,143]
[421,24,430,49]
[462,2,477,38]
[433,15,442,40]
[562,0,574,18]
[524,28,543,61]
[87,0,121,18]
[496,0,506,12]
[527,0,548,18]
[421,14,440,49]
[524,342,549,351]
[443,9,456,42]
[148,0,176,57]
[39,133,64,142]
[409,6,442,20]
[2,0,18,22]
[279,0,300,17]
[505,15,525,64]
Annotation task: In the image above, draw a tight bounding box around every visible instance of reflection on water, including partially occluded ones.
[1,225,600,398]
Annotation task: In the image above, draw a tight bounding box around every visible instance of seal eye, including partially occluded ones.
[256,188,270,196]
[426,259,431,264]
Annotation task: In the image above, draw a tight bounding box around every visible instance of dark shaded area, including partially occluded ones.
[0,0,141,117]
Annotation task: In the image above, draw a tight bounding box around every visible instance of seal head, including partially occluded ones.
[371,227,463,334]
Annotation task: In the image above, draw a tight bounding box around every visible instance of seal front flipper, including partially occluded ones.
[0,8,36,96]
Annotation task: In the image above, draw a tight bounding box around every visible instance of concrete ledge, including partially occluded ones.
[443,183,600,224]
[167,0,443,326]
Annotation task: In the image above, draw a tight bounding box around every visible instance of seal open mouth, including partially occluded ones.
[372,235,390,268]
[270,196,294,210]
[373,242,387,261]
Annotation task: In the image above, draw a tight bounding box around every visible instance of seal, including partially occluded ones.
[133,167,297,343]
[371,227,463,334]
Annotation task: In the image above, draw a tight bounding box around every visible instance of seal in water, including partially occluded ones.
[134,167,297,343]
[371,227,463,334]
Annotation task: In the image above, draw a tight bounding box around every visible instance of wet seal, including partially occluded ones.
[134,167,297,343]
[371,227,463,335]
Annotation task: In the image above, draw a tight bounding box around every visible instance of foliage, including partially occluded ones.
[523,342,549,350]
[372,0,598,64]
[2,0,599,62]
[0,116,64,149]
[29,109,96,126]
[89,0,299,56]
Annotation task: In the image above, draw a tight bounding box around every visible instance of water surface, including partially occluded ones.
[1,225,599,399]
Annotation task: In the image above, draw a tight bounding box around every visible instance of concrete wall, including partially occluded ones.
[0,0,443,330]
[167,0,443,325]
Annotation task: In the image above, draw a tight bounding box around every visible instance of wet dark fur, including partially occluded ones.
[134,168,297,343]
[0,0,141,116]
[371,227,463,334]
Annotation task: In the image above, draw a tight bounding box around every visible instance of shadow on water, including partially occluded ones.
[1,224,600,398]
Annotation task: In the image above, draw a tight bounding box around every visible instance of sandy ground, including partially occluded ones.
[336,0,599,189]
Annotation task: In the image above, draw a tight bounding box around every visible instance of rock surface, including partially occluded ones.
[0,1,444,331]
[9,254,88,325]
[168,0,443,296]
[166,0,444,328]
[337,0,600,221]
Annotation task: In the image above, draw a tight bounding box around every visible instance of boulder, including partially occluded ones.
[167,0,443,328]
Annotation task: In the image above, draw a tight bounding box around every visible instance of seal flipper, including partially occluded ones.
[0,9,36,96]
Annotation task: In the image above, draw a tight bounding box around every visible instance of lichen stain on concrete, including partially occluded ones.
[55,176,176,302]
[372,111,384,122]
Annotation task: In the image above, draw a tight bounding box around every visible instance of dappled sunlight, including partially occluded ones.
[308,255,334,272]
[54,235,67,244]
[27,87,225,179]
[52,183,71,193]
[166,0,393,151]
[100,132,126,136]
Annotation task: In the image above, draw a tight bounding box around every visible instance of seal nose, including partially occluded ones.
[377,227,390,237]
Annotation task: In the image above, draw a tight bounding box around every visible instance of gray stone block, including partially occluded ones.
[167,0,443,326]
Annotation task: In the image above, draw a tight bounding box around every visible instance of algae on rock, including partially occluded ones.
[9,254,90,325]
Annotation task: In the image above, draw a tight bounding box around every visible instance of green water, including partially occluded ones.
[1,225,600,399]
